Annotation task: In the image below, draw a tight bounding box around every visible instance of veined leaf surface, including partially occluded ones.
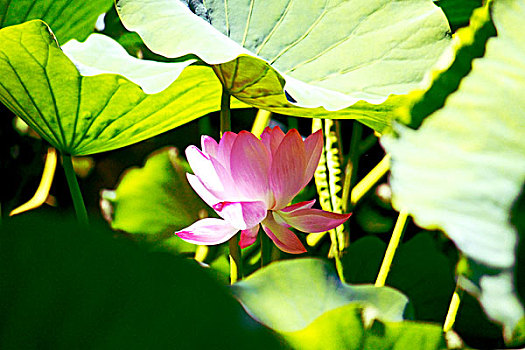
[0,20,248,155]
[117,0,452,132]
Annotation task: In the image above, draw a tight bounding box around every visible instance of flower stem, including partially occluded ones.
[350,154,390,206]
[329,229,346,283]
[61,154,88,224]
[229,235,243,284]
[194,245,209,263]
[443,285,463,332]
[342,121,362,213]
[251,109,272,136]
[260,231,271,267]
[220,85,242,283]
[220,87,231,137]
[375,210,409,287]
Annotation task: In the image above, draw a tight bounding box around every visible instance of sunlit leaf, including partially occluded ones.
[0,20,248,155]
[116,0,451,132]
[0,0,113,44]
[232,258,408,332]
[100,147,213,253]
[232,258,450,349]
[382,0,525,340]
[0,213,284,349]
[396,3,495,129]
[283,304,447,350]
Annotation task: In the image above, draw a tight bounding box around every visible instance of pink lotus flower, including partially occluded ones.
[176,126,351,254]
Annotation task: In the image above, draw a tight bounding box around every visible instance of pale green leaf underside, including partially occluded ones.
[0,0,113,44]
[0,20,249,155]
[231,258,408,332]
[117,0,451,131]
[62,33,196,94]
[382,0,525,334]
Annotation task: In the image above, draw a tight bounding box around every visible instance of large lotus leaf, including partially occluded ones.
[0,20,248,156]
[0,0,113,44]
[116,0,451,132]
[100,147,212,253]
[381,0,525,338]
[231,258,449,349]
[283,304,447,350]
[231,258,408,332]
[0,213,284,349]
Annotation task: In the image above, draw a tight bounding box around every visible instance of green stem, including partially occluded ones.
[229,235,243,284]
[220,85,242,283]
[261,231,272,267]
[62,154,88,224]
[342,121,362,213]
[375,210,409,287]
[351,154,390,206]
[220,87,231,137]
[251,109,272,136]
[443,284,463,332]
[329,229,346,283]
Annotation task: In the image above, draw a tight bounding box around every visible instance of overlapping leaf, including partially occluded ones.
[116,0,452,132]
[382,0,525,340]
[232,258,448,349]
[0,0,113,43]
[283,304,446,350]
[0,20,248,155]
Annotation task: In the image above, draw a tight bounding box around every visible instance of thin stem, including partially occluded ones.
[342,121,362,213]
[229,235,243,284]
[61,154,88,224]
[220,85,242,283]
[10,147,57,216]
[443,285,463,332]
[329,229,346,283]
[375,210,409,287]
[220,87,231,137]
[260,231,271,267]
[194,245,209,263]
[351,154,390,206]
[251,109,272,136]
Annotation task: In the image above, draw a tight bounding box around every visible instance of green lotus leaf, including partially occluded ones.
[283,304,447,350]
[0,0,113,44]
[231,258,408,332]
[116,0,452,132]
[381,0,525,339]
[396,2,496,129]
[0,20,248,155]
[232,258,450,349]
[100,147,213,253]
[0,213,284,349]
